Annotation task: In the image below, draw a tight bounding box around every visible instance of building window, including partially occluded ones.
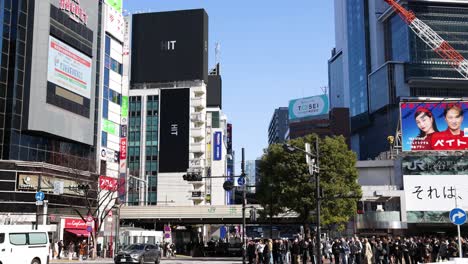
[101,131,107,147]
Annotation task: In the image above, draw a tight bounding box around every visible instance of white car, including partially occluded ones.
[0,225,49,264]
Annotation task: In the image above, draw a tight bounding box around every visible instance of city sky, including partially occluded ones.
[124,0,335,165]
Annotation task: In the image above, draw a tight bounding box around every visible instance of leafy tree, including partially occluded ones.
[257,134,361,234]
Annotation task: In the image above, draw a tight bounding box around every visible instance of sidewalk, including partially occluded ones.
[49,257,113,263]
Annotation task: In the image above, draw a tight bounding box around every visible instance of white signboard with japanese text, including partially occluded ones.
[404,175,468,211]
[47,36,92,98]
[105,4,124,42]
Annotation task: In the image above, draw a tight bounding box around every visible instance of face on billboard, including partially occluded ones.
[47,36,92,99]
[401,102,468,151]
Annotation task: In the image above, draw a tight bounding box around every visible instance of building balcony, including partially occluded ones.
[191,97,205,108]
[356,211,407,229]
[189,158,205,168]
[191,127,205,139]
[192,86,205,96]
[190,143,205,154]
[191,113,205,125]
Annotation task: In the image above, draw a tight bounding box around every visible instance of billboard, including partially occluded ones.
[131,9,208,84]
[404,175,468,211]
[401,102,468,151]
[158,89,190,172]
[105,4,124,41]
[288,94,329,121]
[47,36,92,99]
[104,0,123,13]
[213,131,222,161]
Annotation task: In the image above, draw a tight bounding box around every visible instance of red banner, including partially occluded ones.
[99,175,118,191]
[64,218,87,229]
[120,138,127,160]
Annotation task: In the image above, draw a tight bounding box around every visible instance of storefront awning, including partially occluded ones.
[65,229,90,237]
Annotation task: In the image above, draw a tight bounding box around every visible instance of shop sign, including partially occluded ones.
[99,175,118,191]
[59,0,89,25]
[402,156,468,175]
[120,138,127,160]
[100,147,118,163]
[64,218,87,229]
[17,174,39,191]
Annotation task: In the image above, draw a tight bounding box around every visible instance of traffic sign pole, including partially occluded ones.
[449,207,466,258]
[458,224,462,258]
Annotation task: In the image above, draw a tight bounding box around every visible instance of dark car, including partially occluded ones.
[114,243,161,264]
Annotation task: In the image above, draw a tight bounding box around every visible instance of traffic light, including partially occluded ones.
[182,172,202,181]
[77,184,90,191]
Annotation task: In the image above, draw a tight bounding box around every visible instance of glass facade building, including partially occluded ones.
[346,0,369,117]
[0,0,97,171]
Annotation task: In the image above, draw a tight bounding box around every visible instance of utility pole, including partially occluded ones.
[241,148,246,264]
[314,136,321,264]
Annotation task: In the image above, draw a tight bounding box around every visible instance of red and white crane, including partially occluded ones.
[384,0,468,78]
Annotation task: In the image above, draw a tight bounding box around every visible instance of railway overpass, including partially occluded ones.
[119,204,302,225]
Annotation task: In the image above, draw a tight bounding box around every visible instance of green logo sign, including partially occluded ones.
[103,119,119,136]
[121,96,128,118]
[105,0,122,13]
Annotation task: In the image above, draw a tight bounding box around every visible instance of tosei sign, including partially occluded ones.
[401,102,468,151]
[47,36,92,98]
[289,94,329,121]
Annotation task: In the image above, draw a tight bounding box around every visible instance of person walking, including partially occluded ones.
[363,239,372,264]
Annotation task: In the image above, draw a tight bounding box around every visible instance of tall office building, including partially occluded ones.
[0,0,104,239]
[267,107,289,145]
[126,9,219,206]
[330,0,468,159]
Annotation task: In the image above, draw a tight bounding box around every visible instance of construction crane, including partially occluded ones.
[384,0,468,79]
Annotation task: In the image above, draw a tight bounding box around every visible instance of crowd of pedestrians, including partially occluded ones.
[246,235,468,264]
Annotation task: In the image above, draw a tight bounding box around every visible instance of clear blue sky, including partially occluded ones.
[124,0,335,164]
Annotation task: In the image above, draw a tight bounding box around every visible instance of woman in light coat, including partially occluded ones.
[363,238,373,264]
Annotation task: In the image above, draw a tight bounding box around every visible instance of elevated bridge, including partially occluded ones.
[119,205,301,225]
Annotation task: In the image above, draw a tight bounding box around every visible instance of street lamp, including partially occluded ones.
[283,135,321,264]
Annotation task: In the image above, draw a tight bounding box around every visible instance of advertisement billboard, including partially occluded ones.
[288,94,329,121]
[105,4,124,41]
[47,36,92,99]
[213,131,222,161]
[158,89,190,173]
[120,138,127,160]
[99,175,118,191]
[401,102,468,151]
[404,175,468,211]
[131,9,208,83]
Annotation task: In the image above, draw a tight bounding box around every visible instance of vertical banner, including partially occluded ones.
[159,89,190,172]
[213,131,222,161]
[120,138,127,160]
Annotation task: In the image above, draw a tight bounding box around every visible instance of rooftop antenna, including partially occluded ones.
[215,42,221,65]
[320,86,328,95]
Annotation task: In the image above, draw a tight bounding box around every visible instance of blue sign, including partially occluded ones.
[237,176,245,186]
[450,208,467,225]
[213,132,222,161]
[35,191,45,201]
[86,226,92,232]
